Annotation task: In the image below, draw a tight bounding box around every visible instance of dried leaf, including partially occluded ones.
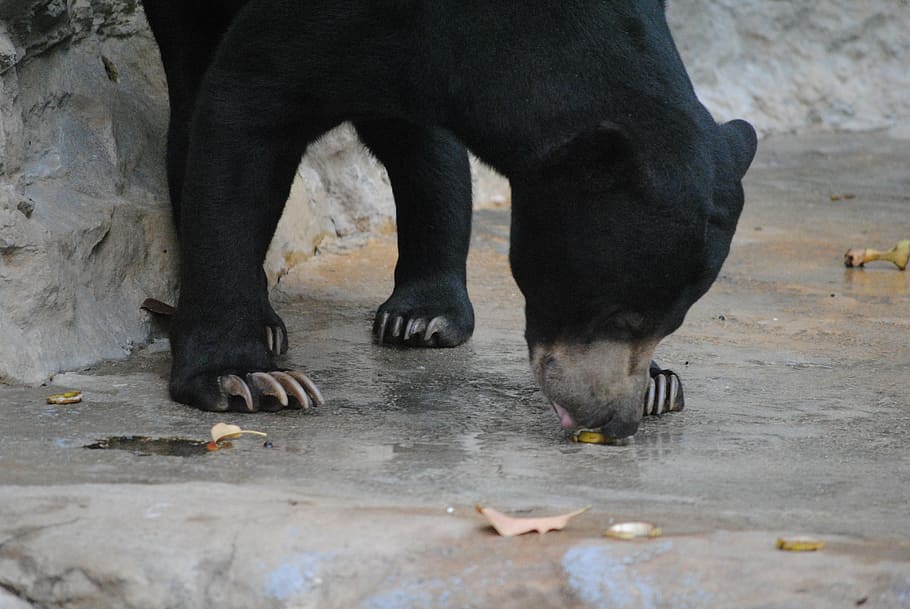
[210,422,268,444]
[475,504,589,537]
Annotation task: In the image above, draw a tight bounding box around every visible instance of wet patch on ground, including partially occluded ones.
[84,436,211,457]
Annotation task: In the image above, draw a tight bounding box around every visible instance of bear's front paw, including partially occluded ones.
[645,363,685,416]
[171,369,324,412]
[373,311,467,347]
[373,278,474,348]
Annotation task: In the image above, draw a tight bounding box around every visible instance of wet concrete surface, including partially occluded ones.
[1,132,909,608]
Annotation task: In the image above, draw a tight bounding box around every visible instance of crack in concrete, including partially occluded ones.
[2,565,134,609]
[0,518,82,551]
[0,517,138,609]
[202,531,239,604]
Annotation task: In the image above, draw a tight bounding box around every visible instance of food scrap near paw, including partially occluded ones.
[572,429,629,446]
[209,422,268,447]
[47,391,82,405]
[843,239,909,271]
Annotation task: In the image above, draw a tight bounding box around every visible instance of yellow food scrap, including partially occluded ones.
[47,391,82,405]
[572,430,628,445]
[604,521,662,540]
[776,536,825,552]
[844,239,909,271]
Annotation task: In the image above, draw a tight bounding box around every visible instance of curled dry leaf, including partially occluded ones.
[475,504,589,537]
[210,422,268,444]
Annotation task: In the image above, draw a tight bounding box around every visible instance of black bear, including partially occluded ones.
[141,0,757,437]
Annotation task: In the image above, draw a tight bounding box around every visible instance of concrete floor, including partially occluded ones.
[1,133,909,608]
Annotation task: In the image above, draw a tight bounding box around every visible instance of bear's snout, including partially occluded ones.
[531,339,657,436]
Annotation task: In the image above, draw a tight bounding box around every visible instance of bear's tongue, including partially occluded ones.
[551,402,576,429]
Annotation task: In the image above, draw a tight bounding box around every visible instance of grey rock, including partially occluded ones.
[0,589,34,609]
[0,3,177,384]
[668,0,910,133]
[15,198,33,217]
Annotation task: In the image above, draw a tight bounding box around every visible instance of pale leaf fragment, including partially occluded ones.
[475,504,589,537]
[210,422,268,444]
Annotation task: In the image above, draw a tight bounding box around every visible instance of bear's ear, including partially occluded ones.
[720,119,757,179]
[591,121,637,165]
[541,121,636,172]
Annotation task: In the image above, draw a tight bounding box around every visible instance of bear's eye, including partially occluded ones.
[600,311,647,337]
[618,312,645,330]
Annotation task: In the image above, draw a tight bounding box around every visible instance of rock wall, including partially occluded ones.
[0,0,176,384]
[1,0,907,384]
[667,0,910,134]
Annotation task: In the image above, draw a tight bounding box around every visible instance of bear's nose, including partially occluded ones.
[531,338,656,435]
[599,408,641,438]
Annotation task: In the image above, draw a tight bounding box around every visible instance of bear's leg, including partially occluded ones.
[140,0,230,223]
[142,0,289,357]
[356,121,475,347]
[168,75,325,411]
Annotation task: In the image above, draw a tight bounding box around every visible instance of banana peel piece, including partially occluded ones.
[844,239,909,271]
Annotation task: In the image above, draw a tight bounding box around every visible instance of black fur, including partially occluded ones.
[141,0,757,414]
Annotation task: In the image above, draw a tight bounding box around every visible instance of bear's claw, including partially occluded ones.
[248,371,289,409]
[219,374,254,412]
[264,325,287,357]
[644,368,684,416]
[375,311,453,347]
[217,370,323,412]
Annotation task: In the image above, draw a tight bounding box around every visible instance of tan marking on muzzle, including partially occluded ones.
[531,339,658,431]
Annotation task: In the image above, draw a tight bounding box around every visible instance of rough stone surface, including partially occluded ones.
[1,484,908,609]
[1,1,908,384]
[0,1,177,385]
[668,0,910,134]
[0,133,909,608]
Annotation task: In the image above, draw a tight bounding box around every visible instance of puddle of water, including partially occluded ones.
[83,436,212,457]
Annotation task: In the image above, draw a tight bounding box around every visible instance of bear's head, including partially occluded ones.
[510,118,757,437]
